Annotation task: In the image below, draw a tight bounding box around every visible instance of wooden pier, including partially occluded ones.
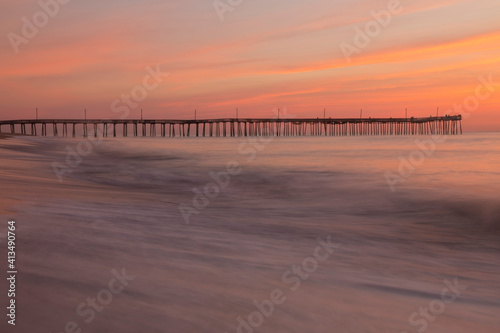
[0,115,462,138]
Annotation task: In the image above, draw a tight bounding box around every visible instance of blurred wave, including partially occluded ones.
[0,134,499,332]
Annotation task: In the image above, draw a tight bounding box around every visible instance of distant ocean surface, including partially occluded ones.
[0,133,499,333]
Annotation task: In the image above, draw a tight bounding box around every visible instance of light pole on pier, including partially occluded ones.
[141,109,143,120]
[36,108,38,120]
[195,109,197,120]
[84,109,87,121]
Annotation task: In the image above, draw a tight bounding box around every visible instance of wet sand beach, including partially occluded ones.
[0,134,499,333]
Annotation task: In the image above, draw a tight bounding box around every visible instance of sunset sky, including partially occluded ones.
[1,0,499,131]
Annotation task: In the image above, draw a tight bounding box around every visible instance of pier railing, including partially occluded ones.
[0,115,462,138]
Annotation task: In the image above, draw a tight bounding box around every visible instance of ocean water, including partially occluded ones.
[0,133,499,333]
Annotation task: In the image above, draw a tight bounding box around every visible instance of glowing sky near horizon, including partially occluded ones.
[0,0,499,131]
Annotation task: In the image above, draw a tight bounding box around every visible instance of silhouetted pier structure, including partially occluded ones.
[0,115,462,138]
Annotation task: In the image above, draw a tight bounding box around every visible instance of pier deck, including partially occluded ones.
[0,115,462,138]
